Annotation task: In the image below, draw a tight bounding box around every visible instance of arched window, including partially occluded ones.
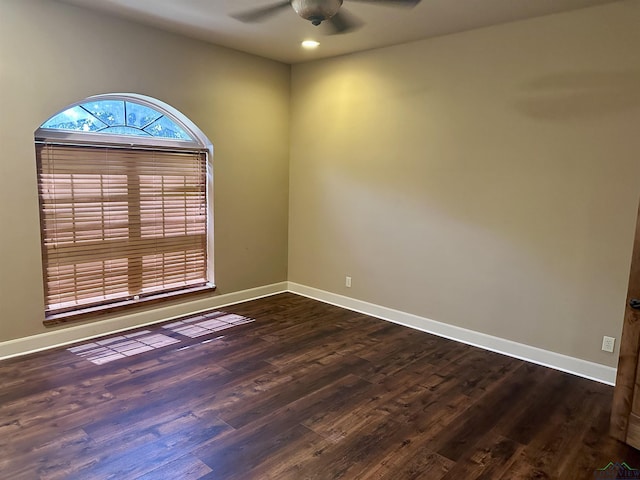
[35,94,214,323]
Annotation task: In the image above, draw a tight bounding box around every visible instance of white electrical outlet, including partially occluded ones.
[345,276,351,288]
[602,336,616,353]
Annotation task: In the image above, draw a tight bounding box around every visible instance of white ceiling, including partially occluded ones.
[57,0,618,64]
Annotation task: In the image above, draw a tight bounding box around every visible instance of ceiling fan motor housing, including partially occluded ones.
[291,0,344,25]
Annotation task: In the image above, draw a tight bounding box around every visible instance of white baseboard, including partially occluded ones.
[287,282,617,386]
[2,280,617,386]
[0,282,288,361]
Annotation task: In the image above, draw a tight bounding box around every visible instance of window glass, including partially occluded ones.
[40,99,193,142]
[82,100,125,126]
[104,126,151,136]
[126,102,162,128]
[144,116,191,140]
[41,105,106,132]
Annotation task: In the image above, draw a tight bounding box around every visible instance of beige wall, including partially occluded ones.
[0,0,290,342]
[289,1,640,367]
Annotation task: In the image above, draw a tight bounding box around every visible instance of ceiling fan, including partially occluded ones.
[232,0,422,34]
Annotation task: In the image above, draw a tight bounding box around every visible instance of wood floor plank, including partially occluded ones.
[0,293,636,479]
[282,412,410,480]
[217,354,370,429]
[357,447,454,480]
[135,455,213,480]
[439,433,523,480]
[197,423,319,479]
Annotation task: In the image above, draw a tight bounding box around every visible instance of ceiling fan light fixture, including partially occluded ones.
[291,0,343,26]
[301,40,320,49]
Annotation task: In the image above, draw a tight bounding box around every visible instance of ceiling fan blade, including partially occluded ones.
[326,9,363,34]
[348,0,421,6]
[231,1,291,23]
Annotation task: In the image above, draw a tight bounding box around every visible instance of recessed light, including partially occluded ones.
[301,40,320,49]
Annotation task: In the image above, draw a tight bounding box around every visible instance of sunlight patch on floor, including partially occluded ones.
[67,330,180,364]
[162,312,254,338]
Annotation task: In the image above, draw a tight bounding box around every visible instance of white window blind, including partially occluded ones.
[36,143,208,315]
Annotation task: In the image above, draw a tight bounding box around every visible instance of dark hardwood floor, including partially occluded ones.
[1,293,638,479]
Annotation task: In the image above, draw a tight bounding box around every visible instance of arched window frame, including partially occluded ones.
[35,93,215,324]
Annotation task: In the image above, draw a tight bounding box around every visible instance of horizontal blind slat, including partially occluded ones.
[37,143,208,312]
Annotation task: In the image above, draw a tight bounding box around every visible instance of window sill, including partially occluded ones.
[43,284,217,327]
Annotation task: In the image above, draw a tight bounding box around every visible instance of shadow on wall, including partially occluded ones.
[515,70,640,120]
